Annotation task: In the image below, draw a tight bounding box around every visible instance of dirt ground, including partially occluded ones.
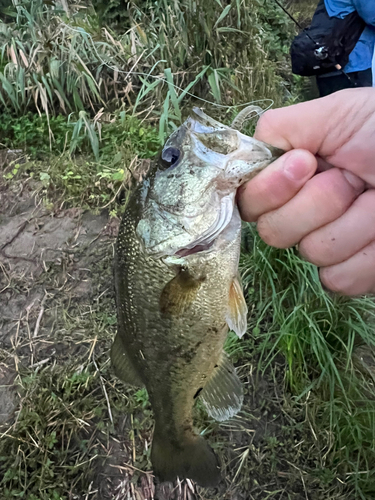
[0,156,326,500]
[0,177,116,407]
[0,164,134,498]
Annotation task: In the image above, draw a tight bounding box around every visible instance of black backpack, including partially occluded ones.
[290,0,366,76]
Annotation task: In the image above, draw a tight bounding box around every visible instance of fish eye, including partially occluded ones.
[160,146,181,170]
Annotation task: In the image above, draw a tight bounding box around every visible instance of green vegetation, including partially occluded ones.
[0,0,298,142]
[241,225,375,497]
[0,111,159,208]
[2,0,375,499]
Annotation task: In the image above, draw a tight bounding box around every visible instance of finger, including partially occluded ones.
[256,168,365,249]
[254,88,374,161]
[237,149,317,222]
[254,103,328,152]
[299,189,375,267]
[320,240,375,296]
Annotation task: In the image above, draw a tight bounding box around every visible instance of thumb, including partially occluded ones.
[237,149,317,222]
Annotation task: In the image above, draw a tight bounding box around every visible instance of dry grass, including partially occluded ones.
[0,0,298,142]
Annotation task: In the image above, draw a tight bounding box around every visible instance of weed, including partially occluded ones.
[240,223,375,496]
[0,360,134,499]
[0,0,299,142]
[0,113,71,156]
[0,0,137,116]
[1,111,159,209]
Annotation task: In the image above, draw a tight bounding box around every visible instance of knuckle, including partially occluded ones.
[299,237,325,266]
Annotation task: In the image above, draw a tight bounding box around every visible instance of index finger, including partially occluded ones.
[254,88,374,167]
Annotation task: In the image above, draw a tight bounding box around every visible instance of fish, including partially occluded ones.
[111,106,283,487]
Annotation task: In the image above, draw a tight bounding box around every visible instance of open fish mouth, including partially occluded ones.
[175,239,215,257]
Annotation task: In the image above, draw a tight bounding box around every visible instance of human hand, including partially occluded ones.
[238,88,375,296]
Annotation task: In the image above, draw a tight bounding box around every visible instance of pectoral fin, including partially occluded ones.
[199,352,243,422]
[226,276,248,338]
[160,268,204,317]
[111,333,143,387]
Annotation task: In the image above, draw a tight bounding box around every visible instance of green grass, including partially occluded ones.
[239,223,375,497]
[0,351,153,499]
[0,0,300,145]
[0,111,160,158]
[1,111,160,210]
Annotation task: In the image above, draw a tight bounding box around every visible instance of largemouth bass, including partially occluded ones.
[112,107,282,487]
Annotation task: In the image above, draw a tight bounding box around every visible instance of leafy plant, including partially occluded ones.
[0,0,298,142]
[0,0,140,116]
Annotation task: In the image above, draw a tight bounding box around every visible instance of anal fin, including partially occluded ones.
[111,333,143,387]
[200,352,243,422]
[226,276,248,338]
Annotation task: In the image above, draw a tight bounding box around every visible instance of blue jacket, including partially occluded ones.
[324,0,375,72]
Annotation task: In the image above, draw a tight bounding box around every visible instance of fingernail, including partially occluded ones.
[283,150,314,181]
[342,170,365,193]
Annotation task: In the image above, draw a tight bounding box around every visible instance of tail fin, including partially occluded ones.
[151,425,220,487]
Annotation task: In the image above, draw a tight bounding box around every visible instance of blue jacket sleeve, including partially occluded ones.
[352,0,375,27]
